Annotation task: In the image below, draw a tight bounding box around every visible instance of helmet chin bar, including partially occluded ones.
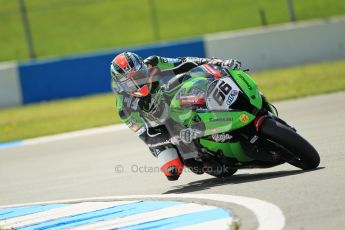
[132,84,149,97]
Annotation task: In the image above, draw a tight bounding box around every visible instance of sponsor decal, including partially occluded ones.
[180,96,206,106]
[151,148,162,157]
[128,119,138,132]
[128,118,144,134]
[179,128,202,143]
[206,78,239,110]
[250,135,259,144]
[196,108,208,112]
[239,114,249,123]
[124,96,140,110]
[212,133,232,142]
[209,117,232,122]
[211,128,218,133]
[135,126,146,136]
[124,96,131,107]
[226,90,239,106]
[147,140,171,148]
[176,88,187,99]
[161,57,179,63]
[131,98,139,110]
[128,118,137,127]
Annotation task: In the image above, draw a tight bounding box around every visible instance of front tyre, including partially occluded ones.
[260,118,320,170]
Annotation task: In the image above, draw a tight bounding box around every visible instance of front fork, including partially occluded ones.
[237,96,295,162]
[258,93,296,131]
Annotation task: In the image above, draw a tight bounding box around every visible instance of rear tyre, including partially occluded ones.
[260,118,320,170]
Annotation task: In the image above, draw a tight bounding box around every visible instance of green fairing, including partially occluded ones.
[199,111,255,136]
[169,68,261,162]
[227,68,262,109]
[170,108,195,126]
[198,111,254,162]
[116,64,263,163]
[170,75,207,125]
[199,139,253,162]
[169,71,258,132]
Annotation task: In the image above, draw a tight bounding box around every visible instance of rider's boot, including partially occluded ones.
[158,148,184,181]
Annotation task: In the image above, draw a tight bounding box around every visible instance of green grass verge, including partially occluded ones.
[1,59,345,143]
[0,93,120,143]
[0,0,345,61]
[254,60,345,101]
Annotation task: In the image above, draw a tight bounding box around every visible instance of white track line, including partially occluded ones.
[24,124,127,145]
[0,124,127,149]
[0,194,285,230]
[175,218,233,230]
[72,203,220,230]
[0,201,138,229]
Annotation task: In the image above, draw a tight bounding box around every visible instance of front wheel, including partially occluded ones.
[260,118,320,170]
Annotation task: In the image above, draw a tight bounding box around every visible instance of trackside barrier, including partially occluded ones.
[0,17,344,108]
[18,39,205,104]
[205,17,345,71]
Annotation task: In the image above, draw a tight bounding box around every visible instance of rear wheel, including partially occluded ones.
[260,118,320,170]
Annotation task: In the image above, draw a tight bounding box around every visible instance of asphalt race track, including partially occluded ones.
[1,91,345,229]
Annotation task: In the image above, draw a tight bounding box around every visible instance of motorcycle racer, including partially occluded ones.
[110,52,242,180]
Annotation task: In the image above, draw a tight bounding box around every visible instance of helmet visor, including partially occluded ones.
[111,66,149,95]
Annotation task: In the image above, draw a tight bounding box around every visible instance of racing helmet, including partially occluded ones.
[110,52,150,97]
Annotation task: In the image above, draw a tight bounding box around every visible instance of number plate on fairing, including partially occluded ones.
[206,77,241,111]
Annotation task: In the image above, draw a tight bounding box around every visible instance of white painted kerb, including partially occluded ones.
[0,194,285,230]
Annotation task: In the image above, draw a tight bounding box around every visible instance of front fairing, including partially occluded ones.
[168,65,261,133]
[226,68,262,110]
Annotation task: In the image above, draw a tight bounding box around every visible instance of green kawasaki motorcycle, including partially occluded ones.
[156,63,320,177]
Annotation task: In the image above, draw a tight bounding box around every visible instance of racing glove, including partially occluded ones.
[210,58,242,70]
[179,128,203,144]
[222,59,242,70]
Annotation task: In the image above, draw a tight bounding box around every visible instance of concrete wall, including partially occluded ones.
[0,62,22,107]
[205,17,345,71]
[0,17,344,108]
